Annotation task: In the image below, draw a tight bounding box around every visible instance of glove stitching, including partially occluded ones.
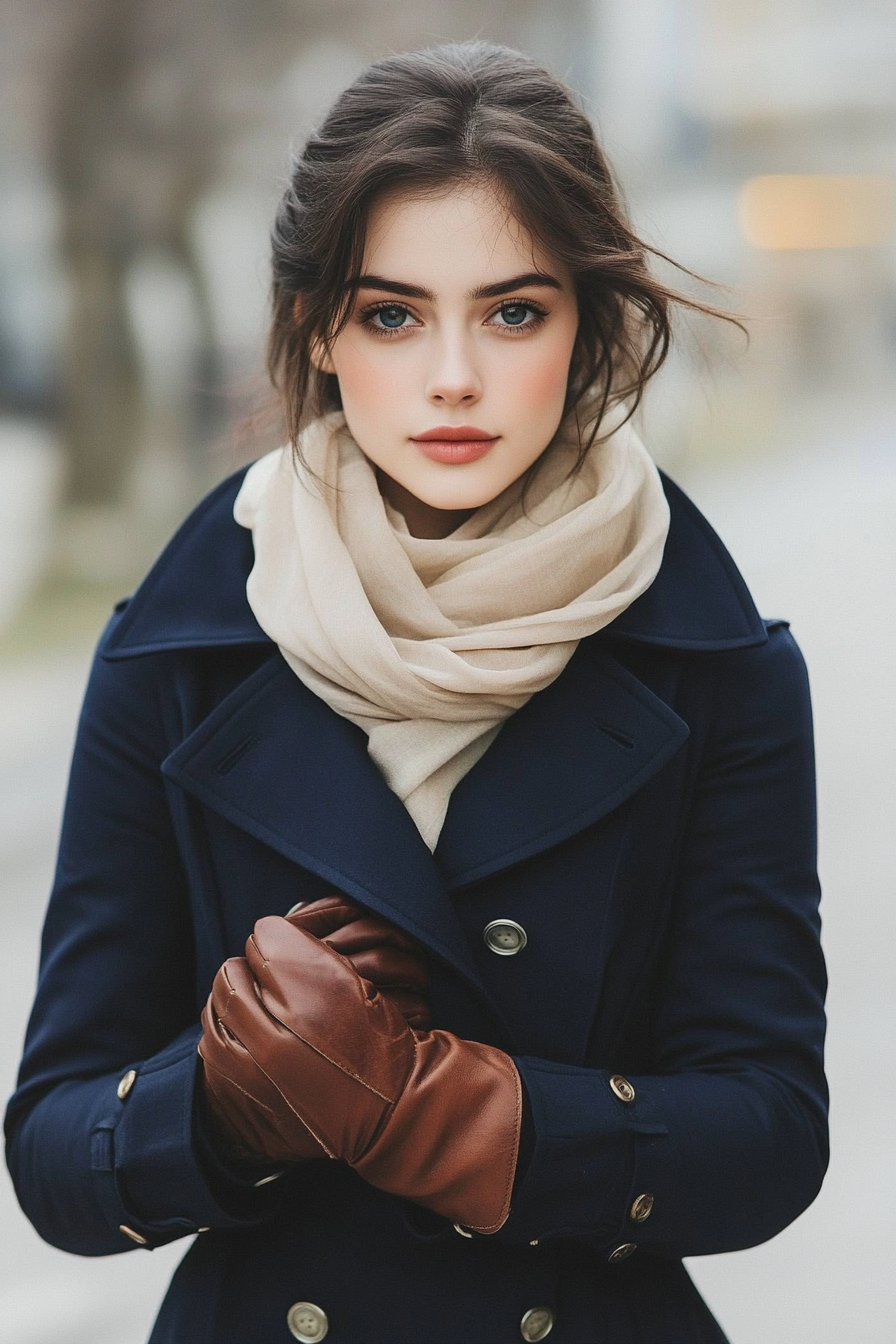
[247,932,404,1105]
[257,1002,398,1105]
[200,1031,336,1159]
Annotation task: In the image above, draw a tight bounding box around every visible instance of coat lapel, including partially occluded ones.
[161,655,490,997]
[435,641,689,887]
[163,642,689,971]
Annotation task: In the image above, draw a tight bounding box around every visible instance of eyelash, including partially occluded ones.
[357,299,549,338]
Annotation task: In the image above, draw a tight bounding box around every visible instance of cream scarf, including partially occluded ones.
[233,407,670,850]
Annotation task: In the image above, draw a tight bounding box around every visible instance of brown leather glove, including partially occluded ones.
[199,916,521,1233]
[198,896,431,1165]
[285,895,430,1029]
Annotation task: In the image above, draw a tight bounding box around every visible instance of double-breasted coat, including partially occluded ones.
[5,467,828,1344]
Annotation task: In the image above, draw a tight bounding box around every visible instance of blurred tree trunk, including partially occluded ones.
[61,246,142,504]
[48,0,226,509]
[50,0,144,507]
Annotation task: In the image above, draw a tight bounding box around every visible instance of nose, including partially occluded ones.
[425,330,482,407]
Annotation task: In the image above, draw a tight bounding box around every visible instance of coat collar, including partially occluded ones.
[103,465,767,661]
[609,474,766,649]
[104,470,271,658]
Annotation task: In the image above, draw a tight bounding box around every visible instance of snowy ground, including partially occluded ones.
[0,430,894,1342]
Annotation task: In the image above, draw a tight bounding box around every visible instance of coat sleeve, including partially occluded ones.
[4,617,285,1256]
[499,625,828,1258]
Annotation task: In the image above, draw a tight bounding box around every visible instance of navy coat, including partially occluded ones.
[6,468,827,1344]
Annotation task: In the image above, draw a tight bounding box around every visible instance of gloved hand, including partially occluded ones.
[199,916,521,1233]
[285,894,430,1029]
[198,896,431,1165]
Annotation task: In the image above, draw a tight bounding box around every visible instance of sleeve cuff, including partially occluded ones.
[496,1058,666,1248]
[109,1027,286,1240]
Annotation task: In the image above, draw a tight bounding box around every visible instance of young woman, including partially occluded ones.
[6,42,827,1344]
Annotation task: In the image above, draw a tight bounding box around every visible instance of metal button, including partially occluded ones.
[484,919,527,956]
[117,1069,137,1100]
[609,1074,636,1103]
[287,1301,328,1341]
[608,1242,638,1264]
[520,1306,555,1341]
[119,1224,148,1246]
[453,1222,474,1238]
[196,1226,210,1233]
[630,1192,654,1223]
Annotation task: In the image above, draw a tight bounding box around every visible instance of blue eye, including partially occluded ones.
[375,305,409,329]
[499,303,531,326]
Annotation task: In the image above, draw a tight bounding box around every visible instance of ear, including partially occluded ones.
[293,294,337,376]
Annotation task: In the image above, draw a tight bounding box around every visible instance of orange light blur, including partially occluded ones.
[738,174,894,250]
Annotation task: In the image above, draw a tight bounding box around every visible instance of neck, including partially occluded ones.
[377,471,474,539]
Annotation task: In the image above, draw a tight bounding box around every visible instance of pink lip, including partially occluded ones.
[410,425,499,464]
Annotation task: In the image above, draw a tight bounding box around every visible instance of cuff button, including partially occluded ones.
[630,1193,654,1223]
[116,1069,137,1101]
[609,1074,636,1103]
[520,1306,555,1341]
[608,1242,638,1264]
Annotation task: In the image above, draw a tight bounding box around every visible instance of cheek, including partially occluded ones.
[332,340,411,416]
[500,329,577,418]
[523,349,572,407]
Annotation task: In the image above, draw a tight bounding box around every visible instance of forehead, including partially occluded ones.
[361,181,562,287]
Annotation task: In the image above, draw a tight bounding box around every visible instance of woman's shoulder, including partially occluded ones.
[596,472,809,743]
[100,465,272,663]
[606,470,769,655]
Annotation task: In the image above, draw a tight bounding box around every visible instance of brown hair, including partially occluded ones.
[268,40,735,459]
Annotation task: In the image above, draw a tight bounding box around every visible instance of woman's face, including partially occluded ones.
[314,180,579,537]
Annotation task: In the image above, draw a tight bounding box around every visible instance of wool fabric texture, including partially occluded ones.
[233,409,670,849]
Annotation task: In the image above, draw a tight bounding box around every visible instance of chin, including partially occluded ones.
[407,464,521,511]
[411,483,506,512]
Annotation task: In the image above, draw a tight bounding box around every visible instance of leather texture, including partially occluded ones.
[285,895,431,1030]
[199,915,522,1233]
[199,895,431,1162]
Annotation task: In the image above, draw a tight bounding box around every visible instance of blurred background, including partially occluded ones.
[1,1,894,1340]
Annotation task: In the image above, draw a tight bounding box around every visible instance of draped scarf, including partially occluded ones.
[234,406,670,850]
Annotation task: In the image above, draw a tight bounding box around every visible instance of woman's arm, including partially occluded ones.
[4,617,284,1255]
[500,624,828,1257]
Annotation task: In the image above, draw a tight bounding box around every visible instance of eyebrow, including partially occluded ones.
[346,271,563,301]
